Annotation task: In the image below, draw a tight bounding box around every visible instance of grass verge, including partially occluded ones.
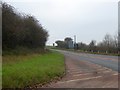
[2,51,65,88]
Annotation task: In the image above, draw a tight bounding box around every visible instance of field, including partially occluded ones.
[2,51,65,88]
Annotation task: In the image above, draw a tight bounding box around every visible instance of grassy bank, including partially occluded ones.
[2,51,65,88]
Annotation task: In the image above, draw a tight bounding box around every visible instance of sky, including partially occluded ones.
[2,0,119,45]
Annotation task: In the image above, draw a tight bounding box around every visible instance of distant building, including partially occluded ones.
[68,40,74,49]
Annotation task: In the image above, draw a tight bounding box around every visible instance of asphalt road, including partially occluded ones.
[47,49,118,88]
[55,49,118,71]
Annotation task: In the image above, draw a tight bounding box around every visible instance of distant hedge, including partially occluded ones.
[2,2,48,50]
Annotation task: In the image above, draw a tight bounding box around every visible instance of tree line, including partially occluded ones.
[55,33,119,54]
[2,2,48,50]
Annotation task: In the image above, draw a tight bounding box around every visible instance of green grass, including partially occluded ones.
[2,51,65,88]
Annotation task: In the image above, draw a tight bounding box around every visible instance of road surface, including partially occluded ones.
[57,50,118,71]
[47,50,118,88]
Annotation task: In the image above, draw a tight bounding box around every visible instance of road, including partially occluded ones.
[46,50,118,88]
[57,50,118,71]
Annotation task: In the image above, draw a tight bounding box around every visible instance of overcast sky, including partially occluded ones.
[3,0,119,45]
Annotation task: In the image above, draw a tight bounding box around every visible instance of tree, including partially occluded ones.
[78,42,87,51]
[113,33,118,48]
[97,42,106,52]
[89,40,96,52]
[2,2,48,50]
[21,15,48,48]
[55,37,73,49]
[102,34,114,53]
[64,37,72,42]
[103,34,113,47]
[111,33,118,53]
[55,40,66,48]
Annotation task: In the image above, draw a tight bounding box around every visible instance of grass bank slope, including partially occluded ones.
[2,51,65,88]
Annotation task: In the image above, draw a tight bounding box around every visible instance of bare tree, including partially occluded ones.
[113,33,118,48]
[89,40,96,52]
[103,34,113,47]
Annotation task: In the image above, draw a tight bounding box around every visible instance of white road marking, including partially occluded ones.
[70,71,83,74]
[57,72,118,84]
[112,73,118,76]
[58,76,102,84]
[102,70,111,73]
[73,73,92,76]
